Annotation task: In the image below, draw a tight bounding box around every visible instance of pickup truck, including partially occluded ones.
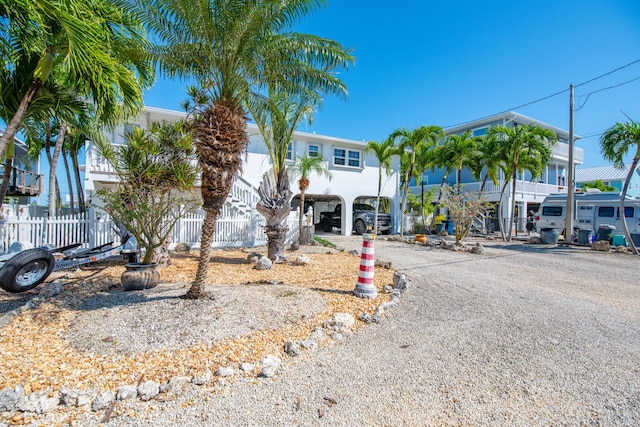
[319,203,392,235]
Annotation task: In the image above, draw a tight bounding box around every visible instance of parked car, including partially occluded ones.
[319,203,392,235]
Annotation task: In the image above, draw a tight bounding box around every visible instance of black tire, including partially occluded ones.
[381,229,391,235]
[0,248,55,293]
[321,218,333,232]
[354,219,366,235]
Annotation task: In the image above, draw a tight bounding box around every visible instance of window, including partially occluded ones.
[333,147,361,168]
[542,206,563,216]
[618,207,634,218]
[598,206,615,217]
[286,142,293,161]
[472,127,488,137]
[308,144,320,157]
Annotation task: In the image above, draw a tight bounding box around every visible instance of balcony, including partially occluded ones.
[2,165,42,197]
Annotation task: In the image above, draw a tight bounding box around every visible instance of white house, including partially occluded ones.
[84,106,401,236]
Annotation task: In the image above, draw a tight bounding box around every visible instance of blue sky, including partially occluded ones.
[144,0,640,169]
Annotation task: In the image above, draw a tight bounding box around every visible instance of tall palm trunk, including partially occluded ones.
[0,157,13,209]
[187,103,248,299]
[498,179,510,242]
[70,149,85,213]
[430,173,448,233]
[62,145,75,215]
[49,122,66,216]
[374,166,382,233]
[420,175,426,233]
[620,151,639,255]
[297,185,308,244]
[0,80,42,160]
[507,170,518,241]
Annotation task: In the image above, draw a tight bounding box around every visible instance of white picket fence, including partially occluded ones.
[0,207,300,253]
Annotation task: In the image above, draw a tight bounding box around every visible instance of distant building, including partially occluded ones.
[412,111,584,233]
[576,165,640,198]
[0,132,42,204]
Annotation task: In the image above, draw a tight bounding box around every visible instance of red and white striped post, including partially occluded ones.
[354,233,377,299]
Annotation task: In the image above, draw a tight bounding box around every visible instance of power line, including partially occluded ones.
[575,75,640,111]
[444,58,640,130]
[574,58,640,88]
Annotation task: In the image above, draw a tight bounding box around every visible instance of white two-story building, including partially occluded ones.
[84,106,402,236]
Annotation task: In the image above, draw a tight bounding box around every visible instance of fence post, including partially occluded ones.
[251,210,261,247]
[88,207,97,248]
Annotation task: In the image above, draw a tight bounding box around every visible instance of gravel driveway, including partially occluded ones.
[56,237,640,426]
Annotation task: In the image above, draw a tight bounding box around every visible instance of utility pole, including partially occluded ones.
[565,84,575,243]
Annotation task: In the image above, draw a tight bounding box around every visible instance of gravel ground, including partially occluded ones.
[12,236,640,425]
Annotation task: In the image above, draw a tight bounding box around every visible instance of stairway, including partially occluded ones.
[222,175,260,216]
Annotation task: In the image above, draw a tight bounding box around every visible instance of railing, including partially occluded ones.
[410,180,567,200]
[0,208,300,253]
[1,166,42,196]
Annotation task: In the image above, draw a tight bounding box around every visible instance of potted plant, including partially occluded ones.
[96,121,199,290]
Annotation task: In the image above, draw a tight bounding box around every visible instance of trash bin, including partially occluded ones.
[596,224,615,242]
[577,229,593,245]
[435,223,445,234]
[444,220,454,235]
[631,233,640,247]
[540,228,560,244]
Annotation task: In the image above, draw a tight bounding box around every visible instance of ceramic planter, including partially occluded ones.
[121,263,160,291]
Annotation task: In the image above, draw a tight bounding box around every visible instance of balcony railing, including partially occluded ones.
[410,180,567,200]
[2,165,42,197]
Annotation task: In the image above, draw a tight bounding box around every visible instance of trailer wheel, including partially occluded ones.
[0,248,55,293]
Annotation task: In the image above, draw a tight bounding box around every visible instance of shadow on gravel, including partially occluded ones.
[0,291,39,314]
[485,243,588,256]
[73,286,186,312]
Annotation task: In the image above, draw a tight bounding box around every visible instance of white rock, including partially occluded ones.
[192,370,213,385]
[323,312,355,333]
[137,381,160,401]
[91,390,115,412]
[240,363,255,373]
[260,355,282,378]
[0,386,22,411]
[216,366,236,377]
[116,385,138,401]
[292,255,312,266]
[253,256,272,270]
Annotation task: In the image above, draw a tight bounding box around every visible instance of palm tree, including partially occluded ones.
[250,94,314,260]
[391,125,444,235]
[0,0,154,161]
[429,142,456,232]
[488,124,555,241]
[600,120,640,255]
[365,138,396,234]
[442,131,481,194]
[411,138,438,232]
[289,154,332,244]
[136,0,353,298]
[472,135,503,195]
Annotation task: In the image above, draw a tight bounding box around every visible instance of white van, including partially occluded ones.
[535,191,640,236]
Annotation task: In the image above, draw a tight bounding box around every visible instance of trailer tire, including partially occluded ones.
[0,248,55,293]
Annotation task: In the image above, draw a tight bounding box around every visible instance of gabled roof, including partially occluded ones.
[575,165,633,183]
[445,111,580,141]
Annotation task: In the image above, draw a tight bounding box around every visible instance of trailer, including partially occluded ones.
[0,237,138,293]
[534,191,640,243]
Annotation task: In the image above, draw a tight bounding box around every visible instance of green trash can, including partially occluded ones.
[596,224,615,242]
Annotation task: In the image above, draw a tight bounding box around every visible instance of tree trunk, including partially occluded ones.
[430,174,448,233]
[71,149,85,213]
[0,157,13,209]
[507,171,517,241]
[374,166,382,233]
[298,189,307,244]
[620,152,639,255]
[0,79,41,161]
[62,146,75,215]
[498,180,510,242]
[257,169,293,260]
[186,206,218,299]
[48,123,66,216]
[420,175,426,233]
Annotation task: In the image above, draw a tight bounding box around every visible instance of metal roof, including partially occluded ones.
[575,165,633,183]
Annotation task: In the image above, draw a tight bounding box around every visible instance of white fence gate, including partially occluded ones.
[0,206,300,253]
